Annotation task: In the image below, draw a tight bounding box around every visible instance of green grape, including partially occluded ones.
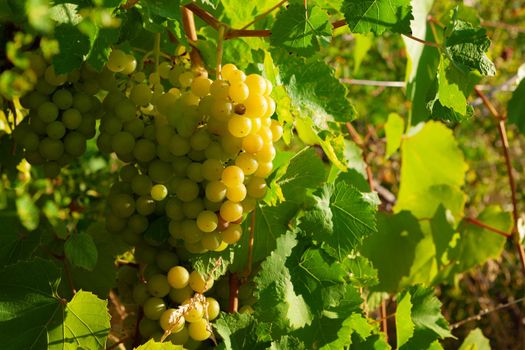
[220,200,243,222]
[147,274,171,297]
[242,197,257,213]
[242,133,263,154]
[210,80,230,99]
[228,82,249,103]
[43,161,60,178]
[102,115,122,135]
[190,129,211,151]
[221,166,244,188]
[196,210,218,233]
[39,137,64,160]
[156,250,179,271]
[21,131,40,151]
[254,161,273,177]
[160,308,185,332]
[226,184,247,202]
[169,134,191,156]
[168,325,189,345]
[247,177,267,198]
[111,131,135,155]
[120,54,137,75]
[221,224,242,244]
[221,63,237,81]
[133,138,157,162]
[132,283,150,305]
[139,318,160,338]
[156,127,176,147]
[110,193,135,218]
[183,301,204,323]
[20,91,47,109]
[204,142,226,161]
[182,220,204,243]
[107,49,129,72]
[245,74,267,95]
[144,264,162,280]
[201,159,223,181]
[155,92,178,116]
[148,160,172,183]
[169,220,184,240]
[106,212,127,232]
[210,99,232,121]
[182,199,205,219]
[228,116,252,137]
[46,121,66,140]
[97,133,113,153]
[64,132,87,157]
[256,144,276,162]
[143,297,167,320]
[201,232,221,250]
[205,181,227,203]
[188,149,205,162]
[270,119,283,141]
[158,61,172,79]
[243,94,268,118]
[131,174,152,195]
[120,164,138,183]
[169,284,193,304]
[175,179,199,202]
[122,229,141,245]
[72,92,93,113]
[52,89,73,110]
[25,151,45,165]
[172,157,192,177]
[29,114,48,134]
[204,198,222,212]
[235,152,258,175]
[127,214,149,233]
[206,297,220,320]
[124,119,144,138]
[167,266,190,289]
[62,108,82,129]
[81,79,100,95]
[115,99,136,121]
[221,135,242,156]
[228,69,246,83]
[178,71,194,87]
[44,65,67,86]
[239,305,254,314]
[38,101,59,123]
[191,76,212,97]
[188,271,213,293]
[151,184,168,201]
[188,319,211,341]
[77,115,96,138]
[166,198,184,221]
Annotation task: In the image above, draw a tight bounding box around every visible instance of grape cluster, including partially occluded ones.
[13,56,109,177]
[101,50,283,254]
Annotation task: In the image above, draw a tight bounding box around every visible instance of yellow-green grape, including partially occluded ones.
[258,126,272,143]
[121,54,137,75]
[133,283,150,305]
[148,159,172,183]
[190,129,211,151]
[151,184,168,201]
[168,325,189,345]
[196,210,218,233]
[221,224,242,244]
[179,71,194,87]
[228,69,246,83]
[247,177,267,199]
[110,193,135,218]
[147,274,171,297]
[270,119,283,141]
[245,74,267,95]
[130,84,152,106]
[244,94,268,118]
[46,121,66,140]
[191,76,212,97]
[250,117,262,135]
[254,161,273,177]
[188,319,211,341]
[158,61,172,79]
[182,220,204,243]
[166,198,184,221]
[226,184,247,202]
[221,135,242,155]
[149,73,161,85]
[242,133,263,154]
[264,96,276,118]
[183,301,204,322]
[169,220,184,239]
[228,116,252,137]
[242,197,257,213]
[188,271,213,293]
[205,181,227,202]
[211,99,233,121]
[220,200,243,222]
[169,134,191,156]
[221,63,237,80]
[133,139,156,162]
[181,92,200,106]
[44,65,68,86]
[107,49,129,72]
[182,198,205,219]
[206,297,220,320]
[186,162,204,183]
[160,309,185,332]
[175,179,199,202]
[210,80,230,99]
[169,284,194,304]
[239,305,254,314]
[38,101,59,123]
[64,131,87,157]
[265,79,273,95]
[202,159,223,181]
[201,232,221,250]
[52,89,73,110]
[111,131,136,155]
[155,92,178,116]
[221,166,244,188]
[235,152,258,175]
[156,250,179,271]
[136,196,156,216]
[128,214,149,234]
[228,82,249,103]
[143,297,167,320]
[256,144,276,162]
[167,266,190,289]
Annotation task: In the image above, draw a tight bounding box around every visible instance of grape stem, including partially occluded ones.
[228,273,239,312]
[154,32,161,82]
[181,6,205,67]
[464,217,512,238]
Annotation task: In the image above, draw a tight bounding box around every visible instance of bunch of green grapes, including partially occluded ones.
[101,53,283,254]
[13,55,112,177]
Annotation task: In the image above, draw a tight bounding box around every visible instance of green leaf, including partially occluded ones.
[429,205,456,269]
[134,339,184,350]
[190,247,234,280]
[220,0,274,28]
[214,312,260,350]
[270,335,306,350]
[459,328,491,350]
[320,313,373,350]
[52,23,91,74]
[398,285,452,350]
[48,3,82,25]
[16,193,39,231]
[353,33,373,74]
[396,291,415,348]
[343,255,378,288]
[65,232,98,271]
[47,291,111,350]
[271,4,332,57]
[0,258,61,350]
[342,0,413,35]
[395,121,468,220]
[143,216,170,244]
[86,26,120,71]
[254,232,312,335]
[444,17,496,76]
[0,214,40,267]
[276,53,357,123]
[141,0,181,19]
[384,113,404,158]
[508,79,525,135]
[301,182,378,260]
[362,211,424,292]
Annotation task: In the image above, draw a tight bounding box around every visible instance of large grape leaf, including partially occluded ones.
[0,208,40,267]
[320,313,373,350]
[301,182,378,261]
[271,4,332,57]
[395,121,468,220]
[397,285,453,349]
[134,339,184,350]
[396,290,415,348]
[65,232,98,271]
[508,79,525,135]
[214,313,262,350]
[342,0,413,35]
[52,23,91,74]
[384,112,405,158]
[458,328,491,350]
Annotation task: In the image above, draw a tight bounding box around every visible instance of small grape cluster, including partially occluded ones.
[101,49,283,254]
[13,55,110,177]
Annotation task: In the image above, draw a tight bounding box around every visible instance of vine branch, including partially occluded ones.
[464,217,511,238]
[450,296,525,329]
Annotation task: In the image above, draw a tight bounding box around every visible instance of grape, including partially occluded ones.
[143,297,167,320]
[189,271,213,293]
[206,297,220,320]
[246,74,267,95]
[131,174,152,196]
[158,61,172,79]
[211,99,232,121]
[264,96,276,118]
[112,131,135,155]
[102,116,122,135]
[182,199,205,219]
[147,274,171,297]
[270,119,283,141]
[247,177,267,199]
[151,184,168,201]
[221,63,237,81]
[169,134,191,156]
[110,193,135,218]
[186,162,204,182]
[121,54,137,75]
[124,119,144,138]
[38,101,59,123]
[244,94,268,118]
[44,65,67,86]
[156,250,179,271]
[115,99,136,121]
[64,131,87,157]
[226,184,247,202]
[210,80,230,99]
[167,266,190,289]
[107,49,129,72]
[21,131,40,151]
[135,196,155,216]
[196,210,218,233]
[169,285,193,304]
[168,326,189,345]
[182,220,204,243]
[183,301,204,323]
[235,152,258,175]
[179,71,194,87]
[139,318,160,338]
[228,82,249,103]
[242,133,264,154]
[256,144,276,162]
[160,309,185,332]
[201,232,221,250]
[190,129,211,151]
[228,70,246,83]
[221,224,242,244]
[221,166,244,188]
[205,181,227,203]
[188,319,211,341]
[39,137,64,160]
[52,89,73,110]
[133,139,157,162]
[133,283,150,305]
[254,161,273,177]
[166,198,184,221]
[228,116,252,137]
[46,121,66,140]
[191,76,212,97]
[72,92,93,113]
[175,179,199,202]
[148,160,172,183]
[128,214,149,233]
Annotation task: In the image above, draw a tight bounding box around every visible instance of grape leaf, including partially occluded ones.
[301,182,378,260]
[353,33,373,74]
[15,192,39,231]
[0,212,40,267]
[342,0,413,35]
[276,53,356,123]
[320,313,373,350]
[395,121,468,220]
[141,0,181,19]
[397,285,452,349]
[270,335,305,350]
[458,328,491,350]
[508,79,525,135]
[134,339,184,349]
[220,0,274,28]
[214,312,261,350]
[254,232,312,335]
[362,211,424,292]
[47,291,111,350]
[190,247,234,280]
[384,113,404,158]
[52,23,91,74]
[271,4,332,57]
[65,232,98,271]
[429,205,456,269]
[396,290,415,348]
[86,26,120,71]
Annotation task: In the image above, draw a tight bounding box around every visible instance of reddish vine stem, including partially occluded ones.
[60,257,77,295]
[184,3,220,29]
[181,6,204,67]
[229,273,240,313]
[464,217,511,238]
[402,33,441,48]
